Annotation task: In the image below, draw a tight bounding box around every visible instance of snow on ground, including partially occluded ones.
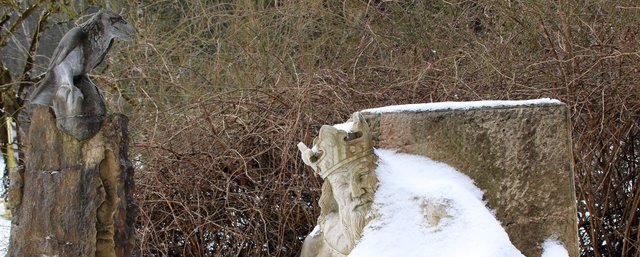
[361,98,561,113]
[0,203,11,256]
[349,149,526,257]
[0,158,9,255]
[0,160,9,256]
[541,238,570,257]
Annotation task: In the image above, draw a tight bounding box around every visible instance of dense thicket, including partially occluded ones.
[2,1,639,256]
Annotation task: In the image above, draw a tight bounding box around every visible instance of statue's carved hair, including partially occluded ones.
[318,180,337,218]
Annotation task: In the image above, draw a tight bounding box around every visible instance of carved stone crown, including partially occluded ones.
[298,112,374,178]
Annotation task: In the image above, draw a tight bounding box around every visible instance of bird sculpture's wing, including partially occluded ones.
[47,27,84,70]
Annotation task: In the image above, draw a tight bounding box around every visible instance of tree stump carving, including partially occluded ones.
[7,106,136,257]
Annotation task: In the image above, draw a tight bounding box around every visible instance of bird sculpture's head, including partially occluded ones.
[98,10,135,42]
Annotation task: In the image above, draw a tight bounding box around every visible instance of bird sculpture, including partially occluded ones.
[29,10,134,140]
[30,10,134,106]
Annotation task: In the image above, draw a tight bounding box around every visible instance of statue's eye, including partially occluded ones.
[110,17,125,24]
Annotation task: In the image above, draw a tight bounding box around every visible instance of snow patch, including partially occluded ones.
[0,203,11,256]
[541,238,569,257]
[362,98,561,113]
[333,121,354,132]
[349,150,524,257]
[309,225,321,238]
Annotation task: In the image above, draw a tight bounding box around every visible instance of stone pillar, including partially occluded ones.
[7,106,137,257]
[362,102,578,257]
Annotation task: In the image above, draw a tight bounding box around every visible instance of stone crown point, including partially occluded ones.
[298,112,374,178]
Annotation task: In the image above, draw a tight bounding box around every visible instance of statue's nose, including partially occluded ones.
[350,177,365,198]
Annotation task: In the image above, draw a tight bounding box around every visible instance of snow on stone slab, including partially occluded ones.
[541,238,570,257]
[333,121,354,132]
[361,98,562,114]
[349,149,525,257]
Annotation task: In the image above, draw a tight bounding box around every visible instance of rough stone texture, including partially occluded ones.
[7,106,137,257]
[362,103,578,257]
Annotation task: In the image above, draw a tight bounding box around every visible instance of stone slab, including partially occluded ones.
[362,102,578,257]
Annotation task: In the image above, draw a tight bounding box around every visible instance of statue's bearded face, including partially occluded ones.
[324,157,376,246]
[327,162,375,213]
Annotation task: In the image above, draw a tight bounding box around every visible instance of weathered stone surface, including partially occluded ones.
[362,103,578,257]
[7,106,136,257]
[53,74,107,140]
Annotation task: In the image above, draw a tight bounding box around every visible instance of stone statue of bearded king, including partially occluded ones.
[297,112,378,257]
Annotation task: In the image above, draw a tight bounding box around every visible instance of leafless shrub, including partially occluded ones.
[3,0,637,256]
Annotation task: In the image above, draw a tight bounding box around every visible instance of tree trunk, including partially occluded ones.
[7,106,136,257]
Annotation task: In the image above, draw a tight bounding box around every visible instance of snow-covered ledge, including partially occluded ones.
[362,98,578,257]
[298,99,578,257]
[361,98,562,113]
